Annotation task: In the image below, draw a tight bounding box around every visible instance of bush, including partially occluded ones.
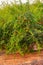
[0,1,43,55]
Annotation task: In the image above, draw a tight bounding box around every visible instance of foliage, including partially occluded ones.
[0,0,43,55]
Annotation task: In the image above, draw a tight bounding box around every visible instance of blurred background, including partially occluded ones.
[0,0,43,5]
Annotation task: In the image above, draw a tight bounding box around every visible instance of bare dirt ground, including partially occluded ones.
[0,51,43,65]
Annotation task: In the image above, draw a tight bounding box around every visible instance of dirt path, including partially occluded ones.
[0,51,43,65]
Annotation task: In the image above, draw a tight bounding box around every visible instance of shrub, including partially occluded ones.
[0,1,43,55]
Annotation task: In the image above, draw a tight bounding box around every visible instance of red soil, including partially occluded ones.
[0,51,43,65]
